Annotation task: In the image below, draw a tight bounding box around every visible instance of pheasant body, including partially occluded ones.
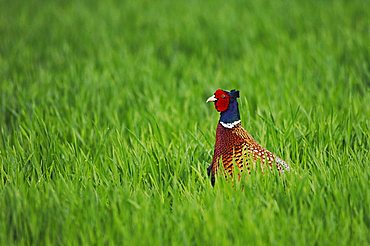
[206,89,290,186]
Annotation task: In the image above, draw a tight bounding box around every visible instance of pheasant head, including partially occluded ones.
[206,89,241,128]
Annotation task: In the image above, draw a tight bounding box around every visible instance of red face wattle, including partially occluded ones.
[214,89,230,112]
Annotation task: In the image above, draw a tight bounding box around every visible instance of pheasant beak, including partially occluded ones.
[206,95,217,103]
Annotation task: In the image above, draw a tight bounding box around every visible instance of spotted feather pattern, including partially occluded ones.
[209,122,289,185]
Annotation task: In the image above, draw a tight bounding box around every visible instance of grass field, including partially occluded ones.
[0,0,369,245]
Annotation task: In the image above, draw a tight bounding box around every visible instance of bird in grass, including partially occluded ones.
[206,89,290,186]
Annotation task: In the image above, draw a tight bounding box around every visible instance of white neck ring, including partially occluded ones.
[220,120,241,129]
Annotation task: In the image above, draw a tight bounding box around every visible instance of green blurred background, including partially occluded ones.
[0,0,369,245]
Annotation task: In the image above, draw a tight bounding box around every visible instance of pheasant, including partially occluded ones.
[206,89,290,186]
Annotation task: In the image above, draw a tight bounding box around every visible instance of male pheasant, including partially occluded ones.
[206,89,290,186]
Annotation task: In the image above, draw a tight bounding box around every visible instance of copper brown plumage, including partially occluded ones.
[206,89,290,186]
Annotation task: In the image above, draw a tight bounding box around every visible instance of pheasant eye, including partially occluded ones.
[221,94,226,99]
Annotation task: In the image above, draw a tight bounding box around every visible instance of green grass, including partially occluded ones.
[0,0,369,245]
